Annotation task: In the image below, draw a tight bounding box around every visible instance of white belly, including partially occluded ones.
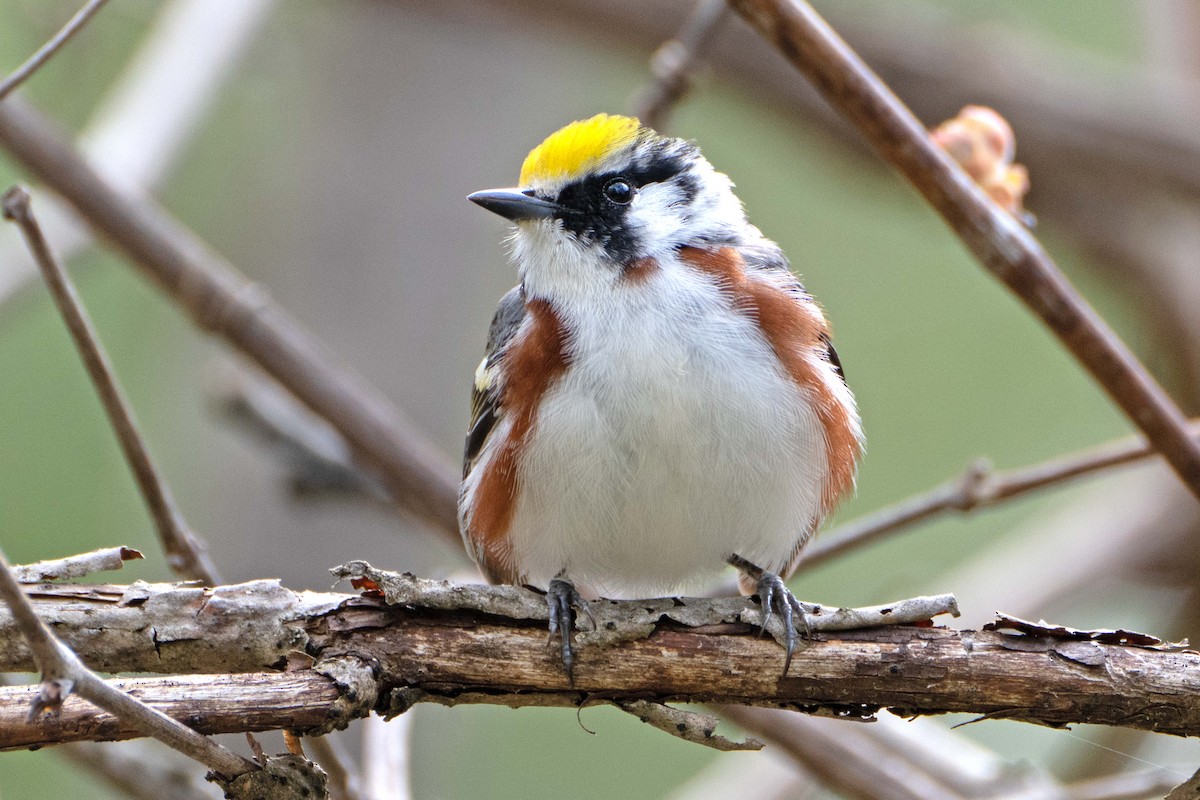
[507,271,828,595]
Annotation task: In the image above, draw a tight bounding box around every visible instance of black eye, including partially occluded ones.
[603,178,634,205]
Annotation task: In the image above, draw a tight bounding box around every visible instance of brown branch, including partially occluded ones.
[0,0,111,101]
[0,570,1193,749]
[2,185,220,584]
[631,0,729,130]
[802,421,1200,571]
[0,544,252,778]
[725,0,1200,502]
[0,98,460,543]
[0,606,1197,749]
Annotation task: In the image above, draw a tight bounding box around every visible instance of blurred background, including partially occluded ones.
[1,0,1199,797]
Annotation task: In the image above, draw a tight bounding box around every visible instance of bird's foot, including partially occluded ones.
[546,577,594,683]
[729,555,810,675]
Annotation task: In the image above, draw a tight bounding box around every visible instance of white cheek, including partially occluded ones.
[628,184,685,256]
[510,221,619,303]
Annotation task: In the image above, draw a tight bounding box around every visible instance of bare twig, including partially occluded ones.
[801,421,1200,571]
[0,544,252,777]
[0,0,111,101]
[725,0,1200,502]
[13,546,143,583]
[632,0,729,130]
[0,98,461,542]
[617,700,762,751]
[2,185,220,584]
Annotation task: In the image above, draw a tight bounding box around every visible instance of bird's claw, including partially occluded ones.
[755,570,810,676]
[546,578,593,682]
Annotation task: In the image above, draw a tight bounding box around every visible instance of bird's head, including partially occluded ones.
[469,114,751,296]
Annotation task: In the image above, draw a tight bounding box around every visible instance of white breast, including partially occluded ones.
[507,256,828,595]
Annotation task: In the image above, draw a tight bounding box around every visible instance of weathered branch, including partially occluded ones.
[726,0,1200,503]
[0,543,252,777]
[13,546,142,583]
[0,569,1193,750]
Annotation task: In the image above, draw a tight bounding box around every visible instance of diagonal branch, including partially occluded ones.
[0,98,461,543]
[2,186,220,584]
[726,0,1200,503]
[0,0,111,101]
[632,0,729,130]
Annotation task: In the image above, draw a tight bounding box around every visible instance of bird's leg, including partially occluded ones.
[728,554,810,675]
[545,574,594,683]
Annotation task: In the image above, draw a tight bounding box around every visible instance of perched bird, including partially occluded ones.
[461,114,863,674]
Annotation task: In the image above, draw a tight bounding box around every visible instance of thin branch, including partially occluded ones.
[0,98,461,543]
[727,0,1200,502]
[0,0,111,101]
[13,546,143,583]
[801,421,1200,571]
[631,0,729,130]
[617,700,762,751]
[0,0,279,307]
[2,186,219,585]
[0,544,252,777]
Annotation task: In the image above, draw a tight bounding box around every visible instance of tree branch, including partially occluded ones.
[726,0,1200,503]
[3,186,220,584]
[0,569,1193,749]
[13,546,143,583]
[631,0,729,130]
[802,420,1200,571]
[0,0,111,101]
[0,98,461,542]
[0,544,252,777]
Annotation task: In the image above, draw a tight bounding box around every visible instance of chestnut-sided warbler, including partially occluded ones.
[461,114,863,674]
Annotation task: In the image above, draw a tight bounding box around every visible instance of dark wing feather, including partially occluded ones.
[463,286,526,478]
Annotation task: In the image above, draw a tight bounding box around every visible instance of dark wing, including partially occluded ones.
[463,286,526,478]
[741,241,849,386]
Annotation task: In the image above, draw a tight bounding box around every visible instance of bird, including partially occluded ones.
[461,113,863,676]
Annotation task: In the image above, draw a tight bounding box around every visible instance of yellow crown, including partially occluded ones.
[519,114,642,186]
